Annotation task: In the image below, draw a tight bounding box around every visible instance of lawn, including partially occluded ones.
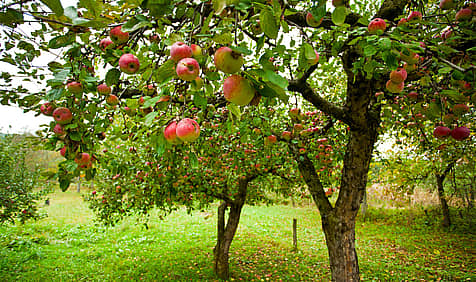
[0,189,474,281]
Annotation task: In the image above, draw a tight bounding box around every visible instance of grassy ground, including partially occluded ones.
[0,189,474,281]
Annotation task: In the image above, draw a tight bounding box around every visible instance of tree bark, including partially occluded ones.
[436,174,451,227]
[213,178,249,280]
[289,69,380,281]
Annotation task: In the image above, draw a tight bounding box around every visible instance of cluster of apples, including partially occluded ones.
[100,26,140,75]
[164,118,200,144]
[40,82,94,168]
[433,126,470,141]
[170,42,202,82]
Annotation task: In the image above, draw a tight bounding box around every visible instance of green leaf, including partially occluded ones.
[59,177,70,192]
[105,69,121,86]
[69,131,82,142]
[310,4,326,21]
[156,60,176,83]
[144,96,160,108]
[0,9,24,27]
[48,34,75,49]
[331,6,348,26]
[145,112,158,126]
[363,45,377,57]
[230,46,252,56]
[46,88,65,101]
[260,8,279,39]
[189,152,199,169]
[441,90,468,103]
[40,0,64,16]
[63,160,78,172]
[122,16,152,32]
[151,133,167,155]
[383,51,398,70]
[193,93,208,109]
[264,69,288,89]
[228,103,241,120]
[64,6,78,21]
[378,37,392,50]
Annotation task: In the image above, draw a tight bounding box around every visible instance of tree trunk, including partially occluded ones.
[436,174,451,227]
[213,178,249,280]
[322,212,359,281]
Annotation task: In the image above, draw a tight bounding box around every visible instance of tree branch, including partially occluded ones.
[287,74,353,126]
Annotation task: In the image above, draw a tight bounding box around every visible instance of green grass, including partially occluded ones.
[0,190,474,281]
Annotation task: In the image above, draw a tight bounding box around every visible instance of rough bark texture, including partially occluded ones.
[213,178,249,280]
[436,174,451,227]
[289,68,380,281]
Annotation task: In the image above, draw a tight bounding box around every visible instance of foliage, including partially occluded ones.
[0,134,47,224]
[0,0,475,279]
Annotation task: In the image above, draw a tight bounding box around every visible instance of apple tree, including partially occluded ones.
[0,0,474,281]
[85,102,300,279]
[0,134,46,224]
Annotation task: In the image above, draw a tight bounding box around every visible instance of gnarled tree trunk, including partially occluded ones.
[213,178,249,280]
[289,68,380,281]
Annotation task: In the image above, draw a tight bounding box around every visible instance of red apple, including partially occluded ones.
[293,123,304,134]
[75,152,91,166]
[191,44,202,58]
[397,18,407,26]
[439,0,454,10]
[170,42,192,62]
[407,91,419,100]
[267,135,277,144]
[281,131,292,141]
[450,126,470,141]
[97,84,111,95]
[109,26,129,44]
[368,18,386,34]
[40,102,55,116]
[176,58,200,81]
[164,121,182,145]
[99,38,113,50]
[176,118,200,142]
[60,146,67,157]
[67,81,82,94]
[453,104,469,116]
[214,47,244,74]
[106,94,119,106]
[289,108,300,119]
[119,53,140,74]
[306,12,323,27]
[407,11,422,21]
[52,107,73,124]
[53,123,66,137]
[386,80,404,93]
[455,8,472,21]
[389,68,407,84]
[223,75,255,106]
[433,126,451,138]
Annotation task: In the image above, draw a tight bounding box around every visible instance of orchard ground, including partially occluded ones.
[0,187,474,281]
